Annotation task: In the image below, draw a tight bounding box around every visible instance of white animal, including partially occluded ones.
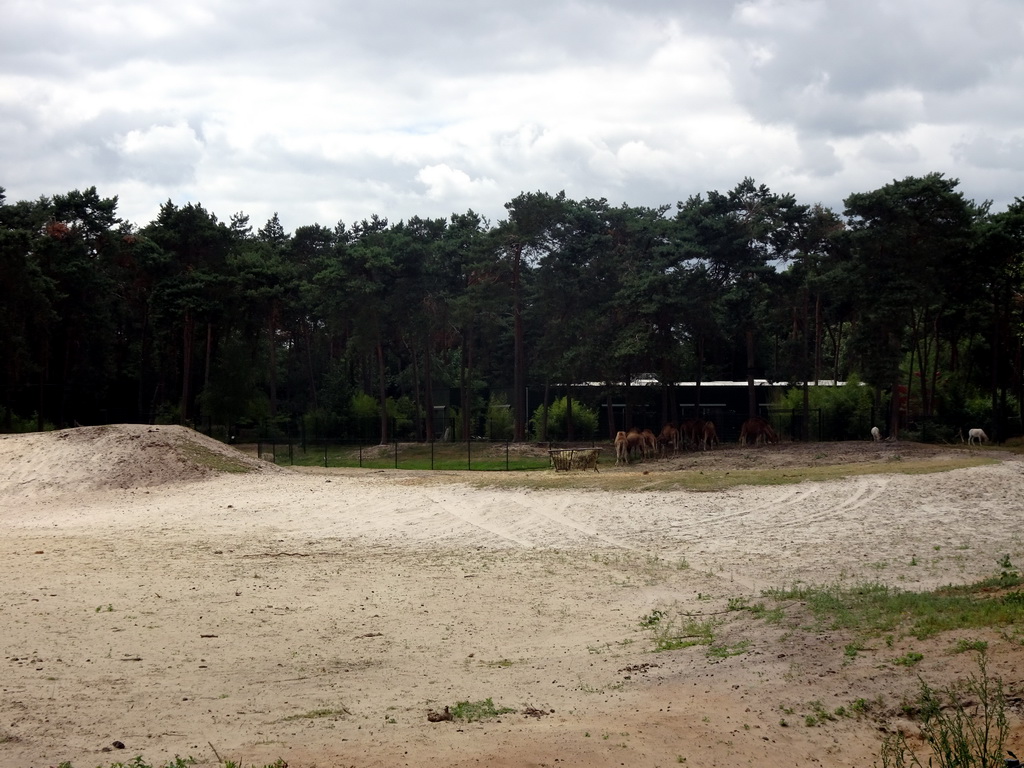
[870,426,881,442]
[968,428,988,446]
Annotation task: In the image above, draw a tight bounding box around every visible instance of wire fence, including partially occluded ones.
[248,438,564,471]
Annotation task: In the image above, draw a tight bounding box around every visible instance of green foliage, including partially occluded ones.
[892,651,924,666]
[3,178,1021,442]
[0,410,55,433]
[777,375,875,440]
[386,395,416,438]
[640,609,721,653]
[639,609,666,628]
[350,392,378,419]
[530,396,598,440]
[877,652,1009,768]
[764,565,1024,643]
[449,697,516,722]
[485,392,514,440]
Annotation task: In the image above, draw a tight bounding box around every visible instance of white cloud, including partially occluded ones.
[115,122,204,185]
[416,164,498,201]
[2,0,1023,230]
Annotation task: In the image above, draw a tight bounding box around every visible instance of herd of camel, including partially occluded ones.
[613,417,779,465]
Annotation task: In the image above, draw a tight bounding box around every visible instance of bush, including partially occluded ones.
[876,652,1009,768]
[531,396,598,440]
[485,393,514,440]
[778,376,875,440]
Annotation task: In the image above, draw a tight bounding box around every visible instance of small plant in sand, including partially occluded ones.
[449,697,516,721]
[892,651,924,667]
[640,609,720,652]
[876,651,1010,768]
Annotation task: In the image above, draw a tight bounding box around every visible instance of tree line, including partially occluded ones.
[1,173,1022,443]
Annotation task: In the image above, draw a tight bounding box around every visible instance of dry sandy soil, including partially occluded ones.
[1,425,1022,768]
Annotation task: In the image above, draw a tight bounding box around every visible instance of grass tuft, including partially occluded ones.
[449,697,516,721]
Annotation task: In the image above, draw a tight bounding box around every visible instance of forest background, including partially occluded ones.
[2,172,1022,446]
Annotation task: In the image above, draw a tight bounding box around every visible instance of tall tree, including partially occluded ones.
[497,192,567,440]
[842,173,978,437]
[144,201,233,424]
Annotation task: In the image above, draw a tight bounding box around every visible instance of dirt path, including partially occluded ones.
[1,426,1022,767]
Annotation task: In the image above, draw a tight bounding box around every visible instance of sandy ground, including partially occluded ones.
[1,425,1022,768]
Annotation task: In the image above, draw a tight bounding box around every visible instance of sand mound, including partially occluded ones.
[0,423,277,498]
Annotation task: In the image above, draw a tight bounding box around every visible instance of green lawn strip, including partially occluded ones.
[458,455,996,491]
[761,571,1023,641]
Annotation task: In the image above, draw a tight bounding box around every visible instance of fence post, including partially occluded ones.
[467,437,471,471]
[506,441,510,471]
[431,440,434,470]
[394,441,398,469]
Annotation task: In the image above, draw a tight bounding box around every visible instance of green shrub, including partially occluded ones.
[531,396,598,440]
[777,375,875,440]
[485,392,514,440]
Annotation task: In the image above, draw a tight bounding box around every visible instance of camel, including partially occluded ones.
[679,419,705,451]
[614,431,629,465]
[641,428,658,460]
[625,427,645,461]
[739,417,778,446]
[702,421,719,450]
[657,423,680,457]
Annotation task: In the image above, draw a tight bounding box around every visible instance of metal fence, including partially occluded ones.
[250,438,563,471]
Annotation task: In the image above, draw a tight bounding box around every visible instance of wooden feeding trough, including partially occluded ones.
[548,447,603,472]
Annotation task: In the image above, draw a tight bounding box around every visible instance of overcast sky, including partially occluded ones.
[3,0,1023,232]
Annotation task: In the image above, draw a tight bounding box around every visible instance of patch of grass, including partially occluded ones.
[892,651,924,666]
[730,598,784,623]
[802,700,839,727]
[181,442,255,473]
[849,697,875,716]
[643,611,721,652]
[707,639,750,658]
[762,562,1024,643]
[951,639,988,654]
[450,697,516,722]
[639,609,666,628]
[445,455,997,491]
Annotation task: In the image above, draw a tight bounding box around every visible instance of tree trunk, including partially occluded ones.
[813,293,823,384]
[268,303,279,419]
[695,335,704,413]
[203,321,213,432]
[541,379,550,441]
[746,328,757,420]
[180,309,194,423]
[376,339,388,445]
[566,386,574,441]
[512,244,527,442]
[424,336,435,443]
